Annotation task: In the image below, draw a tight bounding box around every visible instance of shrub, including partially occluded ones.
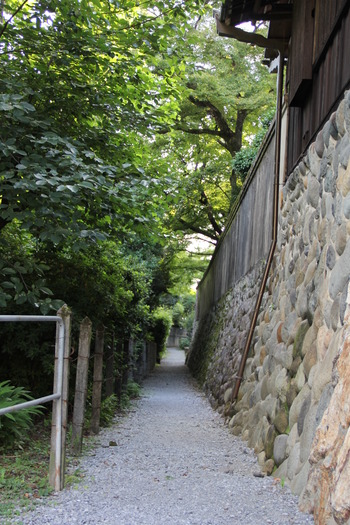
[99,394,119,427]
[149,307,172,357]
[125,380,141,399]
[0,381,43,449]
[179,337,191,350]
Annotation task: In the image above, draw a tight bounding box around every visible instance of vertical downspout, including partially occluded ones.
[232,50,285,402]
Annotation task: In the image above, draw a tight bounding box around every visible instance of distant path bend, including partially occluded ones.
[14,348,313,525]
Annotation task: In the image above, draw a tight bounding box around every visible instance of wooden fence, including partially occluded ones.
[0,311,159,490]
[195,122,276,321]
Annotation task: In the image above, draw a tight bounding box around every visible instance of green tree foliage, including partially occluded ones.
[0,0,208,396]
[153,17,276,241]
[149,306,173,357]
[0,0,207,305]
[0,1,276,400]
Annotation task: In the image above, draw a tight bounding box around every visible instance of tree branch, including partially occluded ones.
[200,190,222,236]
[177,218,219,241]
[0,0,29,39]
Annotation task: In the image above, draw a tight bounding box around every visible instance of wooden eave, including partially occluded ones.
[217,0,292,56]
[220,0,293,25]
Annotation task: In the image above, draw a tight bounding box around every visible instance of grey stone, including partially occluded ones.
[315,383,334,428]
[286,382,298,408]
[335,224,347,255]
[304,259,317,286]
[324,193,335,221]
[303,342,317,378]
[273,458,288,482]
[295,285,309,320]
[326,244,336,270]
[307,289,318,319]
[293,320,310,359]
[343,193,350,218]
[315,130,325,158]
[336,99,346,136]
[321,193,327,218]
[264,424,278,459]
[339,143,350,169]
[260,375,269,401]
[286,423,299,456]
[289,384,311,429]
[263,458,275,476]
[335,192,344,225]
[273,342,293,370]
[281,311,298,345]
[324,166,336,195]
[329,111,339,140]
[290,355,302,377]
[307,176,320,209]
[340,282,349,325]
[224,387,233,404]
[297,392,312,436]
[274,409,289,434]
[273,434,289,466]
[329,240,350,299]
[323,298,333,330]
[330,296,340,331]
[301,324,318,358]
[322,121,332,148]
[299,402,318,464]
[290,461,311,496]
[275,368,290,402]
[287,168,301,191]
[312,330,342,401]
[261,395,279,423]
[287,441,302,480]
[295,364,306,392]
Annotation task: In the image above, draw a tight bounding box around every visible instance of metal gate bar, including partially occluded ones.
[0,315,65,490]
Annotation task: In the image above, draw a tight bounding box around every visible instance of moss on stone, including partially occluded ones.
[265,425,278,459]
[274,409,289,434]
[293,320,310,359]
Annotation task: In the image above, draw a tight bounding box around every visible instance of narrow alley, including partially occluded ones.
[11,349,314,525]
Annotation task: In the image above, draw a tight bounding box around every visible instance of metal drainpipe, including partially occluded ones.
[232,50,285,402]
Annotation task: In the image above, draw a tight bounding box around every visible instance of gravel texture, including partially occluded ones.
[12,348,314,525]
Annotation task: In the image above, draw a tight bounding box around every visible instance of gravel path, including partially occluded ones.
[12,348,314,525]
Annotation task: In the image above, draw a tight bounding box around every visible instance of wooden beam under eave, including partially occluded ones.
[216,16,287,52]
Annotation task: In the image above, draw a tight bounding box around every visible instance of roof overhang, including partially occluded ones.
[216,1,293,59]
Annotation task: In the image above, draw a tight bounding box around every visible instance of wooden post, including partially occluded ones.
[49,305,71,490]
[105,332,115,397]
[114,341,123,400]
[128,339,134,381]
[122,339,129,390]
[71,317,92,455]
[90,323,104,435]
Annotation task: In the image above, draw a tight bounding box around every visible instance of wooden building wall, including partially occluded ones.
[287,0,350,174]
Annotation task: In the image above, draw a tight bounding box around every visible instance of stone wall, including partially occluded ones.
[167,327,187,348]
[188,90,350,524]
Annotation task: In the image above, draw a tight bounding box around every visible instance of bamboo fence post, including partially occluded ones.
[71,317,92,455]
[105,332,115,397]
[49,305,72,490]
[90,323,105,434]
